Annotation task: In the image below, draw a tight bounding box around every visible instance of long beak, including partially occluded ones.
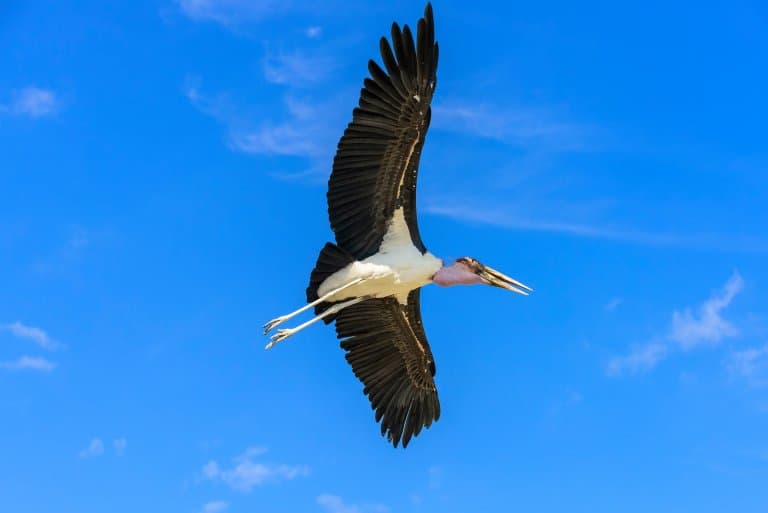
[478,265,533,296]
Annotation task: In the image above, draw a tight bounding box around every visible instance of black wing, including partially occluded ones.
[334,289,440,448]
[327,3,439,260]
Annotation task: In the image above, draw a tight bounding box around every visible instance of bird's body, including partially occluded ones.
[264,3,531,448]
[317,209,443,305]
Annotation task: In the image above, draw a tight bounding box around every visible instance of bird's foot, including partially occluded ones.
[263,315,289,335]
[265,328,295,350]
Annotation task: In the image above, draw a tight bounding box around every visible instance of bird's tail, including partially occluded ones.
[306,242,356,323]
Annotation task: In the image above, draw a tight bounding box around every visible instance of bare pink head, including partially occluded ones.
[432,257,532,295]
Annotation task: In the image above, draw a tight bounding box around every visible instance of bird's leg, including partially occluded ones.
[263,277,364,334]
[265,296,368,350]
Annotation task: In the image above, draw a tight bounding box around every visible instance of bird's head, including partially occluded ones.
[456,257,532,295]
[433,257,532,295]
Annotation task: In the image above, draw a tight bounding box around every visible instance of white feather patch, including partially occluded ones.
[318,208,442,304]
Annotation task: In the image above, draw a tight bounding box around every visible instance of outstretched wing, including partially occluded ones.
[334,289,440,448]
[327,3,439,260]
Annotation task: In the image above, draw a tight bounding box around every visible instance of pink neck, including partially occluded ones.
[432,262,483,287]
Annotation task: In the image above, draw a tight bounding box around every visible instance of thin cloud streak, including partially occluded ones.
[1,87,58,118]
[0,356,57,372]
[608,272,743,376]
[728,344,768,387]
[426,202,768,252]
[432,101,592,152]
[607,342,668,376]
[228,95,328,157]
[263,51,334,86]
[79,438,105,458]
[202,501,229,513]
[113,438,127,456]
[426,202,685,245]
[317,494,389,513]
[226,94,341,178]
[202,446,309,492]
[317,495,360,513]
[184,77,343,180]
[670,272,743,349]
[176,0,279,26]
[2,321,60,350]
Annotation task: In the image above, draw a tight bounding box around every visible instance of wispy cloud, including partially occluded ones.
[728,344,768,387]
[306,26,322,38]
[228,121,321,157]
[425,202,721,248]
[433,101,592,152]
[113,438,127,456]
[30,225,100,277]
[176,0,278,26]
[608,272,743,376]
[428,465,443,490]
[605,297,624,312]
[422,101,768,254]
[548,388,585,416]
[317,494,388,513]
[67,227,90,250]
[1,321,60,370]
[670,272,744,349]
[225,94,340,173]
[317,495,359,513]
[202,446,309,492]
[228,96,329,157]
[0,356,57,372]
[202,501,229,513]
[263,50,333,86]
[79,438,105,459]
[426,200,768,253]
[1,321,60,350]
[1,87,58,118]
[607,341,668,376]
[185,77,343,179]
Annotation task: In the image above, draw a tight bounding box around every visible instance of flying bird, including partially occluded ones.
[264,3,531,448]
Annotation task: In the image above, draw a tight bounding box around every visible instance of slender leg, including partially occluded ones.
[265,296,367,350]
[263,278,364,334]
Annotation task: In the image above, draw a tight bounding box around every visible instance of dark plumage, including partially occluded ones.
[326,3,438,260]
[264,3,531,449]
[320,3,440,447]
[335,290,439,448]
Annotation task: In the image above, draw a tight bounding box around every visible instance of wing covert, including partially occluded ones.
[326,4,438,259]
[334,291,440,448]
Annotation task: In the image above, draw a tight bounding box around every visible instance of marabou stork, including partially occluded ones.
[264,3,531,448]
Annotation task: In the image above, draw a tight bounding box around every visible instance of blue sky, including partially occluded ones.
[2,1,768,511]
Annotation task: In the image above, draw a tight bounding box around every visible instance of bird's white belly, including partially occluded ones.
[318,248,442,304]
[317,208,443,304]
